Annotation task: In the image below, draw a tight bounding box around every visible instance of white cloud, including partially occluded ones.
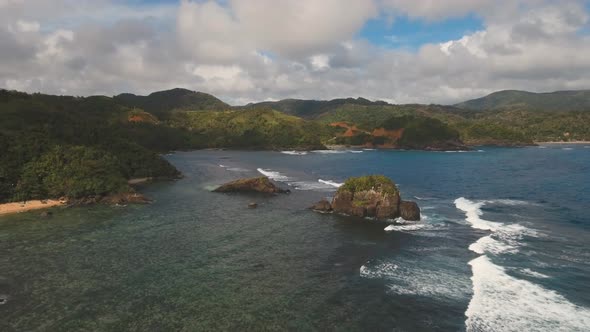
[16,20,40,32]
[1,0,590,105]
[310,54,330,71]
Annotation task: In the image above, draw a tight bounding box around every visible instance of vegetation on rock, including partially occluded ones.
[339,175,398,196]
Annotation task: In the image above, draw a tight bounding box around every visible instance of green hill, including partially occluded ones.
[0,90,185,202]
[114,88,229,118]
[455,89,590,112]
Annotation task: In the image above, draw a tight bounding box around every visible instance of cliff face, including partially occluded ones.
[313,175,420,221]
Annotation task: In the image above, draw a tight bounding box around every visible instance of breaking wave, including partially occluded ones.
[311,150,364,154]
[281,151,308,155]
[256,168,341,191]
[318,179,343,188]
[455,197,590,331]
[466,256,590,332]
[256,168,291,181]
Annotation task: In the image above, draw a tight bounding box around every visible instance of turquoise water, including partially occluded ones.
[1,145,590,331]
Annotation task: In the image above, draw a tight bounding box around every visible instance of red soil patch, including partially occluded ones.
[371,127,404,141]
[329,122,364,137]
[128,113,158,124]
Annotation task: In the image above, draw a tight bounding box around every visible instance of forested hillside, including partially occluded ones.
[2,87,590,203]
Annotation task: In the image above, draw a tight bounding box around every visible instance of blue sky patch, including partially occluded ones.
[359,14,484,50]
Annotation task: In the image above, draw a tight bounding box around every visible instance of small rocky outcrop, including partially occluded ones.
[39,211,53,218]
[213,176,289,194]
[311,199,332,212]
[400,201,420,221]
[311,175,420,221]
[101,192,152,205]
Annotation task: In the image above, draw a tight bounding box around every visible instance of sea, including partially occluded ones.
[1,144,589,331]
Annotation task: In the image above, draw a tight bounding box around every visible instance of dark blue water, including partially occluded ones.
[1,145,589,331]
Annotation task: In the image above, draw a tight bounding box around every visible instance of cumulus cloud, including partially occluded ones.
[0,0,590,104]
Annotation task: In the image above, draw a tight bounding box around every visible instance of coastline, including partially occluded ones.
[0,200,66,216]
[535,141,590,144]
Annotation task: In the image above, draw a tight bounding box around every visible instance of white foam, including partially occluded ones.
[226,167,249,172]
[469,235,518,255]
[466,256,590,332]
[312,150,347,154]
[414,196,435,201]
[311,150,363,154]
[281,150,308,155]
[384,224,426,232]
[520,268,550,279]
[219,164,227,168]
[291,181,335,191]
[362,260,470,299]
[562,147,573,150]
[318,179,343,188]
[484,199,533,206]
[360,262,398,279]
[256,168,290,181]
[454,197,502,231]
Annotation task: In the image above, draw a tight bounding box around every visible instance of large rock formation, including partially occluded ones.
[312,175,420,221]
[213,176,289,194]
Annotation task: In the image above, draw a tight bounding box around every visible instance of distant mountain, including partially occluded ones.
[455,89,590,112]
[114,88,229,117]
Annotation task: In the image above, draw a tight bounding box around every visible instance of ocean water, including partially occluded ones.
[1,145,589,331]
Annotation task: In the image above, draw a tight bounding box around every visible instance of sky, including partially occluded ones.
[1,0,590,105]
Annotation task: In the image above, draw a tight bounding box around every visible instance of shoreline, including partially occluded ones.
[0,200,66,217]
[535,141,590,144]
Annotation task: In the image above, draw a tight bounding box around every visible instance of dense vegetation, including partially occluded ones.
[114,88,229,119]
[455,89,590,112]
[0,90,182,202]
[381,116,460,148]
[168,109,330,150]
[243,97,388,119]
[330,115,463,149]
[2,87,590,203]
[0,89,328,203]
[340,175,398,196]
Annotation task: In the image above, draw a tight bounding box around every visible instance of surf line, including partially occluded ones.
[454,197,590,332]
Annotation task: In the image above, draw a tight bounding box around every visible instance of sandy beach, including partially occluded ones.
[0,200,65,216]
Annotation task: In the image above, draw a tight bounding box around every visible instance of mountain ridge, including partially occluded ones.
[454,89,590,112]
